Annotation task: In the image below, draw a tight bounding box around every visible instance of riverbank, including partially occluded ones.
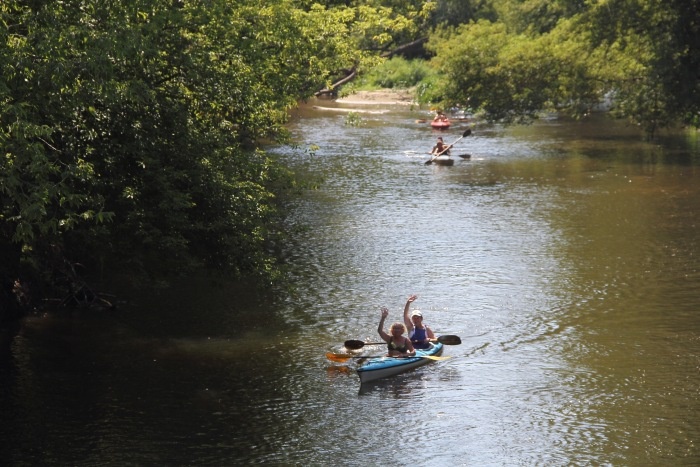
[336,88,416,105]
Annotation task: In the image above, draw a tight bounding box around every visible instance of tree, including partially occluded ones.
[425,0,700,134]
[582,0,700,134]
[427,21,566,122]
[491,0,586,34]
[0,0,369,314]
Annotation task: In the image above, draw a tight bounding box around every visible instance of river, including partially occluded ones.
[1,99,699,466]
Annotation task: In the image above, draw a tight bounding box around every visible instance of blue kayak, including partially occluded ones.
[356,342,444,384]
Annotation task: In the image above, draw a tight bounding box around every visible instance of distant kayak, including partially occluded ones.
[431,118,450,129]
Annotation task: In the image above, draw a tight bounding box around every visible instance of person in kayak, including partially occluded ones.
[431,137,451,156]
[378,307,416,357]
[403,294,436,350]
[433,111,448,122]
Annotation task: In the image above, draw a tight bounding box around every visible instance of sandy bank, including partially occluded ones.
[335,89,416,105]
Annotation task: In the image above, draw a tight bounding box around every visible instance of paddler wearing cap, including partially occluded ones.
[402,294,436,350]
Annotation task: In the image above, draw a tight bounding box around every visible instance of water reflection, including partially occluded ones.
[358,377,420,397]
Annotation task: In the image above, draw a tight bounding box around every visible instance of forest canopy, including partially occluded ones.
[0,0,376,312]
[1,0,698,317]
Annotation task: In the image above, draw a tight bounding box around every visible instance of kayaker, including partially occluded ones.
[403,294,436,350]
[431,137,451,156]
[433,111,448,122]
[377,307,415,357]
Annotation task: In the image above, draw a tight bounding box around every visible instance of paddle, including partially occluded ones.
[425,129,472,165]
[326,352,452,363]
[344,334,462,350]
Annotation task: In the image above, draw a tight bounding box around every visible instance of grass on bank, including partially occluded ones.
[339,57,447,105]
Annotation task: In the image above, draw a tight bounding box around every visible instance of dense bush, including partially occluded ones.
[348,57,438,91]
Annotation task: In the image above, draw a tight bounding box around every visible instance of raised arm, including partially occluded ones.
[403,294,418,333]
[378,307,391,342]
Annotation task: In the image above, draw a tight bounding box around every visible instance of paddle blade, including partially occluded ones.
[437,335,462,345]
[462,128,472,137]
[343,339,366,350]
[422,355,452,361]
[326,352,352,363]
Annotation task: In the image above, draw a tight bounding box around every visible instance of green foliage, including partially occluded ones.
[582,0,700,134]
[352,57,436,89]
[430,0,497,26]
[345,112,363,126]
[491,0,586,34]
[428,21,564,122]
[414,72,449,106]
[0,0,371,295]
[347,0,436,43]
[425,1,700,134]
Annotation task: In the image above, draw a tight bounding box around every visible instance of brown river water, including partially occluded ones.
[1,99,699,466]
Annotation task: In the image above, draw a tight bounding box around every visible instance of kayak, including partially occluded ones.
[431,119,450,129]
[356,342,444,384]
[429,155,454,166]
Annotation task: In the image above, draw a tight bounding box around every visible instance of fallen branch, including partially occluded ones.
[315,68,357,97]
